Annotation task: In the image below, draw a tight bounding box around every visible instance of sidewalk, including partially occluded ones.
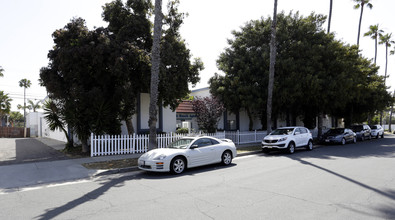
[0,138,260,192]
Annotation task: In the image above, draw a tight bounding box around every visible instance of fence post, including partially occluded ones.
[90,133,94,157]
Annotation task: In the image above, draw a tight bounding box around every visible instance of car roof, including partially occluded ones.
[276,126,304,129]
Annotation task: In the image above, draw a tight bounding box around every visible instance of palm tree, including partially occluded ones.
[379,33,394,85]
[148,0,163,150]
[327,0,333,33]
[27,100,41,112]
[267,0,278,133]
[18,78,32,128]
[353,0,373,46]
[43,100,72,147]
[0,66,4,77]
[378,33,394,125]
[0,91,12,126]
[364,24,383,64]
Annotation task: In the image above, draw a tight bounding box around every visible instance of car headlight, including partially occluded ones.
[278,137,287,142]
[153,154,167,160]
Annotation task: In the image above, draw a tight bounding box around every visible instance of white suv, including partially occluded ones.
[370,125,384,139]
[262,127,313,154]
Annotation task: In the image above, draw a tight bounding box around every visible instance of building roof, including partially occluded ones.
[176,100,194,113]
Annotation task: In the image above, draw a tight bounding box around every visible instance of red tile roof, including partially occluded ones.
[176,100,195,113]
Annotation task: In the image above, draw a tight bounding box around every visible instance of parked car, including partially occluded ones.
[369,125,384,139]
[262,126,313,154]
[138,136,237,174]
[322,128,356,145]
[348,125,371,141]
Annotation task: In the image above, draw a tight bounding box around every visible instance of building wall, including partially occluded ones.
[162,105,176,133]
[191,87,211,98]
[27,112,42,137]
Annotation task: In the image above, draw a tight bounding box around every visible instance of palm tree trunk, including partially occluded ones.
[357,4,364,46]
[266,0,278,134]
[327,0,333,34]
[374,37,377,64]
[148,0,163,150]
[125,117,135,135]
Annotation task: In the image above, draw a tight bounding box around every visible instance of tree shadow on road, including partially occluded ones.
[35,163,236,219]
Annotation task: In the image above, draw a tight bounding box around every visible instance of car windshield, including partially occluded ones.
[370,125,378,129]
[270,128,294,135]
[326,128,344,135]
[167,138,193,149]
[350,125,363,132]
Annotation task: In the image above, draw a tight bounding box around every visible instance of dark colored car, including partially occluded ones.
[348,125,371,141]
[322,128,356,145]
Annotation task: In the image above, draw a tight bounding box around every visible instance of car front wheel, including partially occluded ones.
[170,157,186,174]
[306,140,313,151]
[341,138,346,145]
[353,137,357,143]
[288,142,295,154]
[221,151,233,165]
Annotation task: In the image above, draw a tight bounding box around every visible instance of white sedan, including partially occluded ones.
[138,136,237,174]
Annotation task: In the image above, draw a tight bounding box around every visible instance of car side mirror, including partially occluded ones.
[190,145,198,149]
[294,132,301,135]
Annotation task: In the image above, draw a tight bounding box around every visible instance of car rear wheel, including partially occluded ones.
[341,138,346,145]
[170,157,186,174]
[353,137,357,143]
[221,151,232,165]
[361,135,364,141]
[368,135,372,140]
[288,142,295,154]
[381,133,384,138]
[306,140,313,151]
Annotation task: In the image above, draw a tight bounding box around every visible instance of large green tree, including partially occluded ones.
[40,18,123,152]
[40,0,202,152]
[210,12,391,130]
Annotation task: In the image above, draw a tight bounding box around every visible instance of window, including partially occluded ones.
[193,138,213,148]
[210,139,219,145]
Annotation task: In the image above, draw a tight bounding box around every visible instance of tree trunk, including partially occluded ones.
[125,117,134,135]
[327,0,333,33]
[266,0,278,134]
[148,0,163,151]
[81,138,89,153]
[357,4,364,46]
[246,107,254,131]
[317,112,324,138]
[389,90,395,132]
[380,44,389,126]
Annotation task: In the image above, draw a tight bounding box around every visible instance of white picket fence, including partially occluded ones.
[90,131,227,157]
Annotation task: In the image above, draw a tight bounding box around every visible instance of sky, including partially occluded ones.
[1,0,394,112]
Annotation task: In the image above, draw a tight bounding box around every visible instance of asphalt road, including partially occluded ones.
[1,136,394,219]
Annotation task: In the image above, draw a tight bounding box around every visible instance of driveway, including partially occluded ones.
[0,138,69,166]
